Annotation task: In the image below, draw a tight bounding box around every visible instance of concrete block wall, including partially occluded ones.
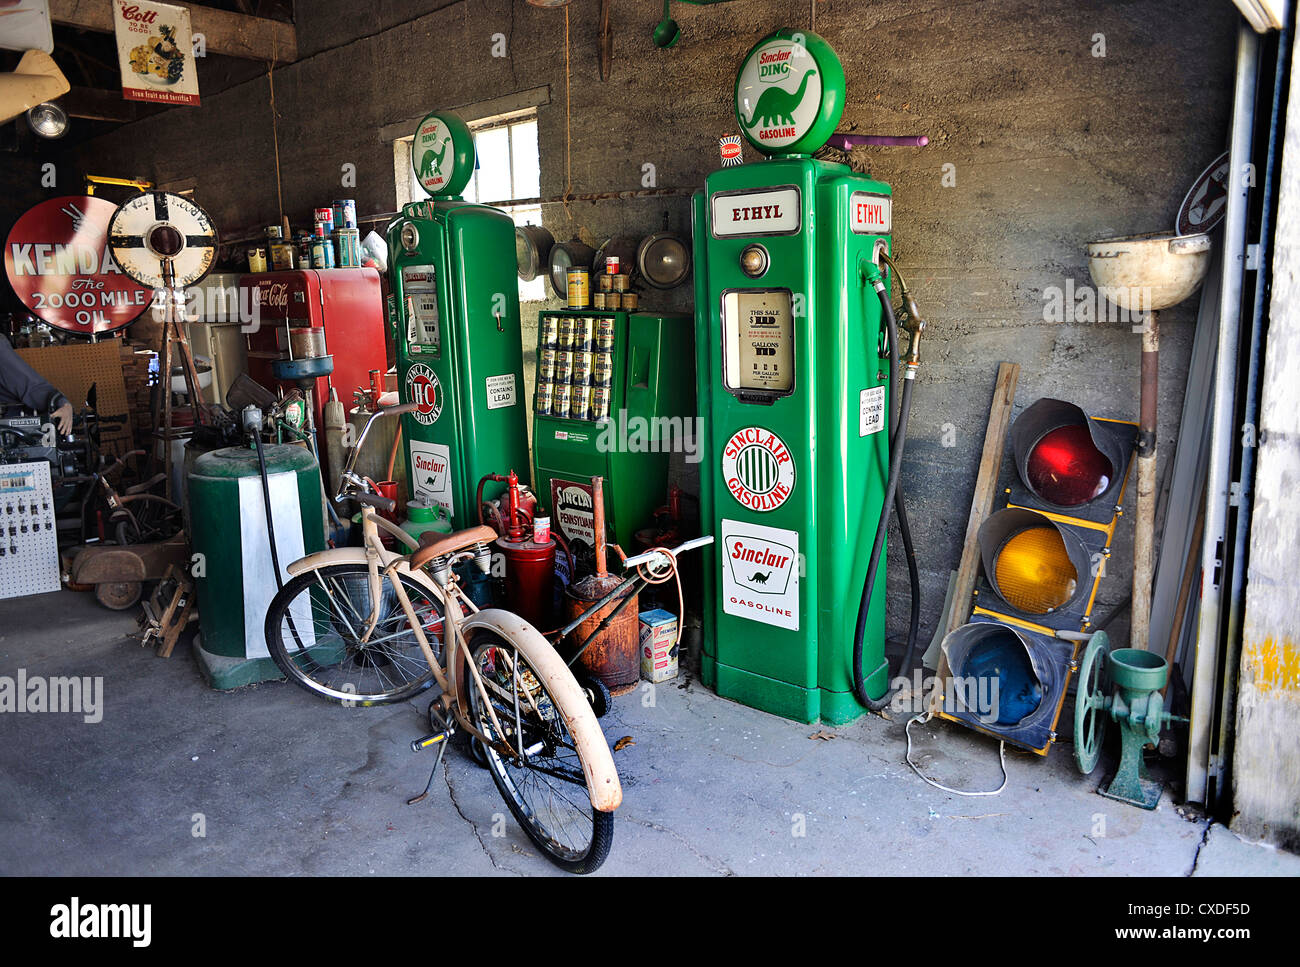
[48,0,1239,650]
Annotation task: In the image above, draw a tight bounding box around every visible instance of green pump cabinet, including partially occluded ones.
[531,309,694,557]
[694,29,895,724]
[188,445,325,689]
[388,110,531,530]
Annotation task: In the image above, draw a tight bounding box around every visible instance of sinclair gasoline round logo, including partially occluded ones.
[405,364,442,425]
[722,426,795,512]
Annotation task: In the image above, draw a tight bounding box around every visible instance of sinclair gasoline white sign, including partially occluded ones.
[409,440,454,518]
[721,519,800,630]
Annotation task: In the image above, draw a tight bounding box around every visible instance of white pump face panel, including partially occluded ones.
[722,289,795,397]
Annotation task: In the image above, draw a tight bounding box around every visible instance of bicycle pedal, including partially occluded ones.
[411,730,449,753]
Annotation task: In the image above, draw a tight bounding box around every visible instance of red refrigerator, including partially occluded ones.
[243,267,388,477]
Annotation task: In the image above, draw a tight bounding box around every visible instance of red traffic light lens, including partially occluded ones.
[1026,425,1112,506]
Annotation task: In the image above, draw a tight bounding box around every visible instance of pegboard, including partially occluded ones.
[0,462,62,600]
[16,340,135,455]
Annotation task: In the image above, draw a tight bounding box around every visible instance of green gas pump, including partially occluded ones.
[388,111,530,529]
[694,29,896,724]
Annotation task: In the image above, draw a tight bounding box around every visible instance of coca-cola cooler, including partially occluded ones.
[243,268,388,475]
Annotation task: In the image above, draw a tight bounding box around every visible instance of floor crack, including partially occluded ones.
[441,758,523,877]
[621,813,736,876]
[1188,820,1214,876]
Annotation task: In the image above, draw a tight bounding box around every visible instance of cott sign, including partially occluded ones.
[4,196,151,335]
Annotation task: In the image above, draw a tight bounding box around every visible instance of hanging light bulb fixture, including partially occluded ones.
[26,101,67,139]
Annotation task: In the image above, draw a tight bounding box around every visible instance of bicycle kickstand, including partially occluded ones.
[407,706,456,806]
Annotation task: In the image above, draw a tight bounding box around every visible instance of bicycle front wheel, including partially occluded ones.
[264,562,444,705]
[463,630,614,874]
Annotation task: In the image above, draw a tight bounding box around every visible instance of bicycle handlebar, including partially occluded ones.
[623,535,714,570]
[353,491,396,514]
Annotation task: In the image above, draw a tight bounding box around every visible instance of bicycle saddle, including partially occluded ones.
[410,525,497,570]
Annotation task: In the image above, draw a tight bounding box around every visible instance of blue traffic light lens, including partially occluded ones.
[962,632,1044,725]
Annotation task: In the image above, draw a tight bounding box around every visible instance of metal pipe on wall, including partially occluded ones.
[1187,22,1260,807]
[1217,14,1291,812]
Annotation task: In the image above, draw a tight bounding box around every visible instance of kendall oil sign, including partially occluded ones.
[5,196,151,335]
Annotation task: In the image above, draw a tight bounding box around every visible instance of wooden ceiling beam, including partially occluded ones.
[49,0,297,63]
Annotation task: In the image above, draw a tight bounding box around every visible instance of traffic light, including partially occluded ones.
[938,398,1136,755]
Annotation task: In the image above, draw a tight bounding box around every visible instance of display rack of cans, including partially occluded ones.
[536,312,616,423]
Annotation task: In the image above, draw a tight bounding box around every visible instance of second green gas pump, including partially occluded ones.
[388,112,530,528]
[695,29,897,724]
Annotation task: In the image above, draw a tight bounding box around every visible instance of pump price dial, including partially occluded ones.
[722,289,794,399]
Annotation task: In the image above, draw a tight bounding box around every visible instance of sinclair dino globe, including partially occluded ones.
[733,28,846,157]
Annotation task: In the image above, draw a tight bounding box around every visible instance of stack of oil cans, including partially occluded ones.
[535,312,615,423]
[310,200,361,269]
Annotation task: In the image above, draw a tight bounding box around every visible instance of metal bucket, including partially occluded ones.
[565,572,640,692]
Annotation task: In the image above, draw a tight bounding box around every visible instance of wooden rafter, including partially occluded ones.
[49,0,297,63]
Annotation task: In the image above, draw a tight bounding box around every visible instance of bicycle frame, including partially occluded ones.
[283,405,622,813]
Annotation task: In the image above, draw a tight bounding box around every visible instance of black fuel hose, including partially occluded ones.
[853,280,921,712]
[253,433,286,593]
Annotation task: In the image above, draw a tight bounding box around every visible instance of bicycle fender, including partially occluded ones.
[459,609,623,813]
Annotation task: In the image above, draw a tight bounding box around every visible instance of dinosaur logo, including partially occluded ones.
[743,67,817,131]
[418,135,451,187]
[749,570,772,585]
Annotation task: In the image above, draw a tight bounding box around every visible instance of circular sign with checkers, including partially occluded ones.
[107,191,218,288]
[722,426,795,512]
[405,364,443,425]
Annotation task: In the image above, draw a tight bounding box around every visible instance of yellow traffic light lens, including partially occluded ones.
[994,526,1077,614]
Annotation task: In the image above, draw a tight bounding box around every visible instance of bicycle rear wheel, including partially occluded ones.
[264,562,443,706]
[463,630,614,874]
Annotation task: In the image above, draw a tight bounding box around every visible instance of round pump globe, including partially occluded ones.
[733,28,846,157]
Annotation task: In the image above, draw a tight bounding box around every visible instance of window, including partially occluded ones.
[397,110,544,302]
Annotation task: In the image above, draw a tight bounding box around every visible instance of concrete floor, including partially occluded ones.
[2,589,1297,877]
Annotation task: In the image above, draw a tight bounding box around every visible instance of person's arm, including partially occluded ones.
[0,338,72,433]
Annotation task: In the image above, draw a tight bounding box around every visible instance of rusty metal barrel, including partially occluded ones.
[565,572,640,693]
[562,475,640,693]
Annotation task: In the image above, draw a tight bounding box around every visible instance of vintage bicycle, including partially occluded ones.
[263,402,624,872]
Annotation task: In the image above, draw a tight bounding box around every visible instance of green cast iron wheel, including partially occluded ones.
[1073,631,1111,775]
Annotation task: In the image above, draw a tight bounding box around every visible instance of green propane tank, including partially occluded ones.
[188,444,325,689]
[402,499,453,543]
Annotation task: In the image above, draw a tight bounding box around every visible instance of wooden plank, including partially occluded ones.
[931,362,1019,709]
[49,0,297,63]
[944,361,1020,636]
[63,86,150,122]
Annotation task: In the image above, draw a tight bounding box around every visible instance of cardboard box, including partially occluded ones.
[639,609,679,683]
